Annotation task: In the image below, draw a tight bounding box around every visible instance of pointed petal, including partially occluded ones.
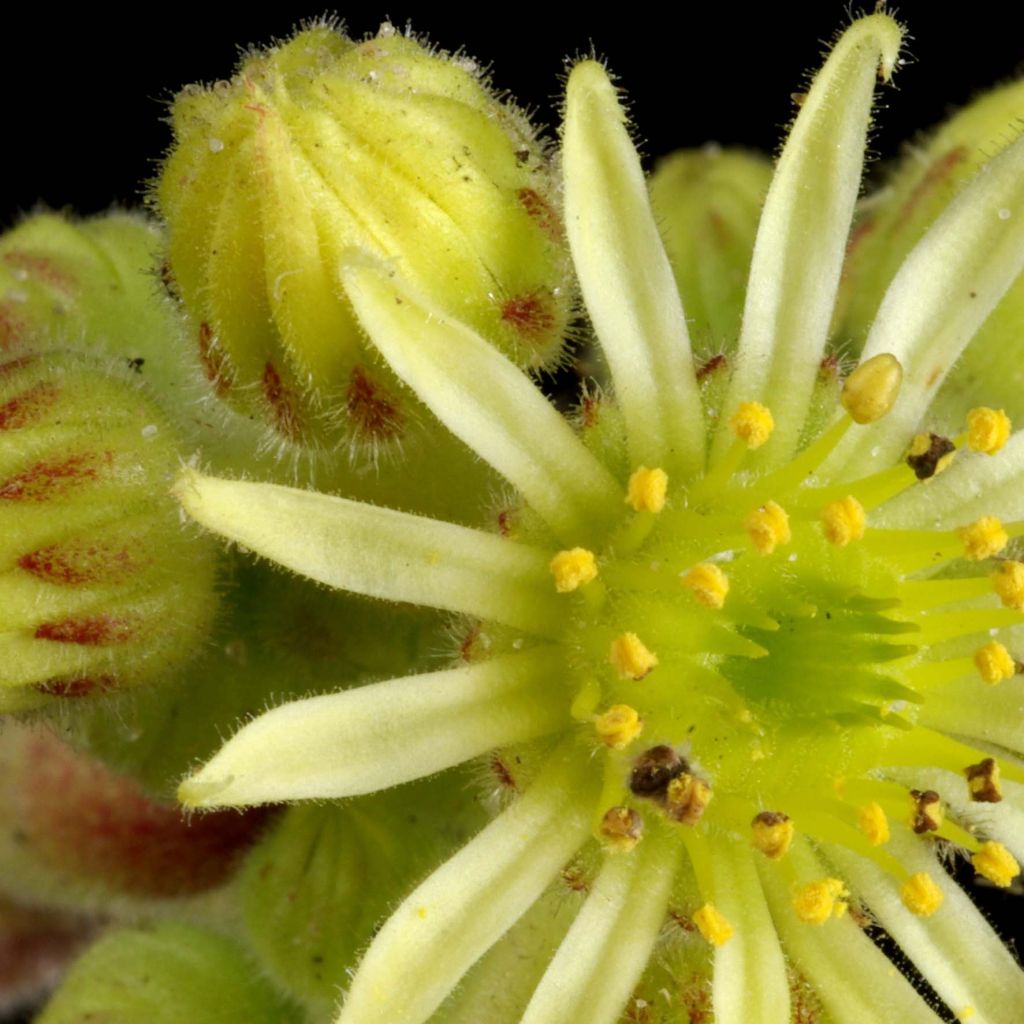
[563,61,705,477]
[174,469,563,636]
[341,256,620,546]
[760,838,943,1024]
[830,832,1024,1024]
[520,827,677,1024]
[179,647,568,807]
[336,745,595,1024]
[715,14,902,461]
[915,678,1024,756]
[710,837,790,1024]
[832,133,1024,477]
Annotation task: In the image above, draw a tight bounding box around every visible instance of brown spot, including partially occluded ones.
[262,361,301,440]
[844,217,877,264]
[0,300,27,349]
[496,508,519,538]
[516,187,563,241]
[2,251,77,295]
[682,979,713,1024]
[622,997,652,1024]
[0,354,38,377]
[489,751,518,793]
[346,366,403,442]
[668,907,696,933]
[910,789,943,834]
[581,394,601,428]
[0,381,59,430]
[629,745,687,798]
[0,451,111,502]
[196,321,234,396]
[34,614,137,647]
[500,291,556,341]
[696,353,727,381]
[906,432,956,480]
[818,353,840,380]
[896,146,969,228]
[19,539,140,586]
[459,624,481,662]
[925,364,944,389]
[35,675,115,698]
[159,258,179,299]
[560,861,591,894]
[965,757,1002,803]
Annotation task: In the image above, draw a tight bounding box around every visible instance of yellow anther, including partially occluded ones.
[910,789,944,834]
[967,406,1012,454]
[598,805,644,852]
[665,773,712,825]
[745,500,791,555]
[971,840,1021,888]
[857,802,890,846]
[901,872,944,916]
[692,903,733,946]
[609,632,658,680]
[957,516,1008,561]
[908,433,930,457]
[965,758,1002,803]
[840,353,903,424]
[625,466,668,514]
[992,560,1024,610]
[549,547,597,593]
[729,401,775,449]
[793,878,848,924]
[821,495,866,547]
[906,432,957,480]
[751,811,794,860]
[682,562,729,609]
[594,704,643,750]
[974,640,1016,684]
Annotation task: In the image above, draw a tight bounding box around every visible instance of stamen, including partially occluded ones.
[964,758,1002,803]
[625,466,668,514]
[974,640,1017,684]
[856,802,890,846]
[629,746,686,798]
[692,903,734,946]
[729,401,775,449]
[598,805,644,851]
[609,632,658,680]
[840,353,903,424]
[971,841,1020,888]
[550,547,598,593]
[991,559,1024,609]
[594,704,643,749]
[751,811,794,859]
[957,516,1008,560]
[792,878,848,924]
[966,407,1011,455]
[745,500,792,555]
[906,432,956,480]
[821,496,866,547]
[900,872,944,916]
[909,789,944,834]
[682,562,729,609]
[664,773,712,825]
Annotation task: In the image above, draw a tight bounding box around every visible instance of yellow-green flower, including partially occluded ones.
[174,14,1024,1024]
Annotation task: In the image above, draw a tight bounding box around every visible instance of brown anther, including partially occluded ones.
[910,789,944,834]
[599,806,644,850]
[665,773,712,825]
[906,432,956,480]
[629,745,687,798]
[965,758,1002,803]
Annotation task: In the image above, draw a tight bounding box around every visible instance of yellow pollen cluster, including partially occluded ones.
[908,432,956,478]
[549,547,598,593]
[609,632,658,680]
[901,872,944,917]
[821,495,866,547]
[692,903,733,946]
[967,406,1012,454]
[957,516,1008,561]
[625,466,668,514]
[729,401,775,449]
[665,773,712,825]
[745,500,792,555]
[793,878,848,924]
[682,562,729,609]
[840,353,903,424]
[857,802,890,846]
[751,811,794,859]
[991,560,1024,611]
[965,758,1002,803]
[974,640,1016,684]
[594,704,643,749]
[971,840,1020,888]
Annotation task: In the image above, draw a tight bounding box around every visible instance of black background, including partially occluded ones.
[0,3,1020,1020]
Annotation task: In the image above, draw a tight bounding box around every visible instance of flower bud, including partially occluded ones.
[157,23,571,453]
[649,146,771,346]
[836,79,1024,422]
[0,351,218,707]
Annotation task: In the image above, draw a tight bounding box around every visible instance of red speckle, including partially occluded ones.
[819,353,840,379]
[0,300,27,350]
[500,291,556,341]
[0,354,39,377]
[489,751,518,792]
[516,188,563,241]
[896,146,969,228]
[459,624,481,662]
[560,862,591,894]
[262,360,302,440]
[197,321,234,396]
[696,353,727,381]
[581,395,601,429]
[2,251,77,296]
[346,365,403,442]
[668,907,697,933]
[158,258,179,299]
[34,614,136,647]
[0,451,111,502]
[682,982,712,1024]
[844,217,876,264]
[35,675,115,698]
[19,539,139,586]
[0,382,59,430]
